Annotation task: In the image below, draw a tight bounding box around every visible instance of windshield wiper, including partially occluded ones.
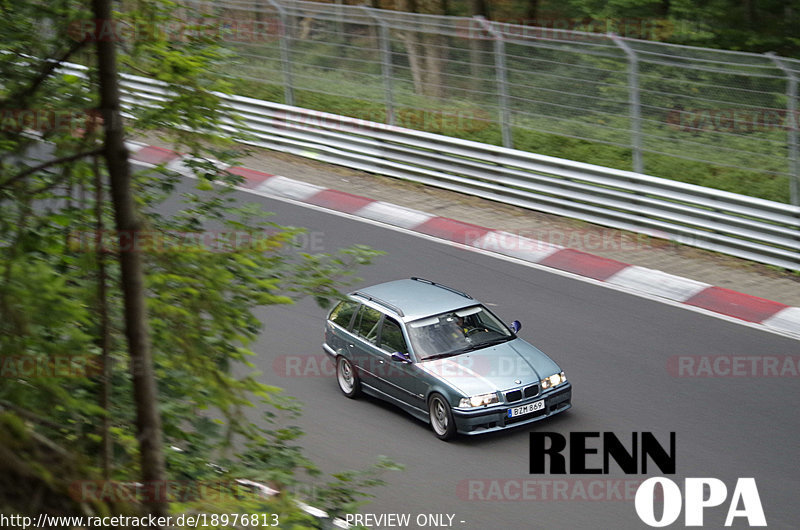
[479,336,514,348]
[449,337,513,355]
[421,351,461,361]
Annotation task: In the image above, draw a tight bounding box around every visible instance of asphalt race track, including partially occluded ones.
[160,176,799,529]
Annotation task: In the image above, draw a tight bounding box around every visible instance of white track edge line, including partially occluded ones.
[134,162,800,343]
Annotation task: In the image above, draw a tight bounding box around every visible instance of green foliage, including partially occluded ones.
[0,414,139,521]
[1,0,396,523]
[311,456,405,519]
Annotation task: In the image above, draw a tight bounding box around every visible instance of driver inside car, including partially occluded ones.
[456,314,487,335]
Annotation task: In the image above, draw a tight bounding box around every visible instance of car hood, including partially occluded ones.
[418,338,562,397]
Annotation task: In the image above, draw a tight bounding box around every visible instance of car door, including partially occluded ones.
[348,304,387,391]
[325,299,360,355]
[376,316,428,414]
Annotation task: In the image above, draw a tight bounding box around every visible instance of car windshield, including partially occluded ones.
[407,305,514,361]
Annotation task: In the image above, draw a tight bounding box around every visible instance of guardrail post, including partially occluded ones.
[361,6,395,126]
[474,16,512,149]
[610,34,644,174]
[767,53,799,207]
[266,0,294,106]
[55,55,797,270]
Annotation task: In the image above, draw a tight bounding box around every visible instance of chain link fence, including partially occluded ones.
[180,0,800,205]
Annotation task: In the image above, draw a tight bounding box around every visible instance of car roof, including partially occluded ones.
[351,278,476,322]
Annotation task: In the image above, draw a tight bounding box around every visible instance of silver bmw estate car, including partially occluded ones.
[322,278,571,440]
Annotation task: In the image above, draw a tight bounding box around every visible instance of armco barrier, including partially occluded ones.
[58,61,800,270]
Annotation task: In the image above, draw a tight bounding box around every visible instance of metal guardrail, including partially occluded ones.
[185,0,800,206]
[58,62,800,270]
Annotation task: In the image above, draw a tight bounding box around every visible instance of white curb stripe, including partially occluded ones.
[124,141,147,153]
[254,175,325,200]
[606,266,711,303]
[762,306,800,335]
[166,155,229,177]
[356,201,434,229]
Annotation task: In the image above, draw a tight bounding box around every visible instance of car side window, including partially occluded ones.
[379,317,409,356]
[353,305,382,343]
[329,300,359,329]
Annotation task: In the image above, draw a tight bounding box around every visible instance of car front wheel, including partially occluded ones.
[336,356,361,398]
[428,393,456,440]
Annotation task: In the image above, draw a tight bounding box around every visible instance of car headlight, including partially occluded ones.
[541,372,566,390]
[459,392,499,408]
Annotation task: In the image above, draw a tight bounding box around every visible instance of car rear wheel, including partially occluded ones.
[336,356,361,398]
[428,393,456,440]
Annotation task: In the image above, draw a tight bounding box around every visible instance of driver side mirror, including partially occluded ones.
[509,320,522,333]
[391,352,411,363]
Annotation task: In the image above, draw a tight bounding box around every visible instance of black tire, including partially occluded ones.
[336,356,361,398]
[428,393,457,441]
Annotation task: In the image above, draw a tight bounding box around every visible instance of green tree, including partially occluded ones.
[1,0,393,526]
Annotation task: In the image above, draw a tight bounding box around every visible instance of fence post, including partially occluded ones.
[474,16,512,148]
[610,33,643,174]
[361,6,395,126]
[767,53,799,207]
[266,0,294,106]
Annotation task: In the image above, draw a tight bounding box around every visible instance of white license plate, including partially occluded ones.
[508,399,544,418]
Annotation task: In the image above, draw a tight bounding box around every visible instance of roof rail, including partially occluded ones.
[410,277,473,299]
[352,292,405,317]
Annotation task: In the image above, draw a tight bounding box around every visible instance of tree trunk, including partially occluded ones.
[395,0,448,99]
[91,0,168,522]
[399,30,425,95]
[422,33,445,99]
[526,0,540,23]
[93,153,113,480]
[470,0,489,19]
[468,0,490,93]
